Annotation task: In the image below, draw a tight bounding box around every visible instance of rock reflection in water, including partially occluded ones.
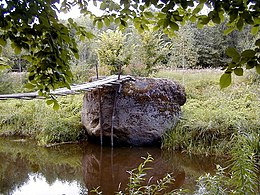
[82,144,185,194]
[0,138,225,194]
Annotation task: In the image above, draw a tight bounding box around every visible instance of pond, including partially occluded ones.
[0,137,225,195]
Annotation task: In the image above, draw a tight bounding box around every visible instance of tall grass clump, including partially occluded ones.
[0,95,85,146]
[229,131,259,194]
[195,131,259,194]
[158,69,260,155]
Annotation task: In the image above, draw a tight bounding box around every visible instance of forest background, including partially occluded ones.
[1,14,259,91]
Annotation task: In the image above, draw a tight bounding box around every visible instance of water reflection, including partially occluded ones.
[0,137,85,195]
[82,144,223,194]
[0,137,225,195]
[83,145,186,194]
[14,174,82,195]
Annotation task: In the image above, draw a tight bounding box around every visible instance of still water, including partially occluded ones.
[0,137,225,195]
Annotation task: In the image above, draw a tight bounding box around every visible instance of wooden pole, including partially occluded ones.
[98,89,103,146]
[117,64,122,80]
[111,89,116,147]
[110,83,122,147]
[96,63,103,146]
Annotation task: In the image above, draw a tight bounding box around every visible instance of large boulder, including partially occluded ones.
[82,77,186,146]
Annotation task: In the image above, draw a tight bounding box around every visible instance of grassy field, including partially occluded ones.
[156,69,259,156]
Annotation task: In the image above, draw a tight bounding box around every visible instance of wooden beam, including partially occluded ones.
[0,75,134,100]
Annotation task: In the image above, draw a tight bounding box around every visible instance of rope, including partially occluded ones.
[96,62,103,146]
[110,83,122,147]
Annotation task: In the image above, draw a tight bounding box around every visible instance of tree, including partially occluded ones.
[137,27,171,76]
[96,29,131,74]
[193,21,239,68]
[1,0,260,97]
[167,23,199,69]
[89,0,260,87]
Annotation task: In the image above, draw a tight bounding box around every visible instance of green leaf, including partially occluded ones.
[230,10,238,23]
[46,99,54,105]
[153,25,160,31]
[144,11,153,18]
[74,52,79,59]
[0,38,7,47]
[100,2,107,10]
[86,32,95,39]
[68,18,73,24]
[251,26,259,35]
[197,22,204,29]
[120,19,127,27]
[234,68,243,76]
[80,35,85,41]
[228,62,237,69]
[115,18,120,25]
[255,39,260,47]
[53,100,60,111]
[236,17,244,31]
[190,15,197,23]
[97,20,103,29]
[218,11,225,23]
[200,16,210,25]
[104,18,110,26]
[254,17,260,25]
[212,13,221,24]
[224,27,235,35]
[169,22,179,31]
[256,64,260,74]
[173,15,182,21]
[247,60,257,69]
[24,83,35,89]
[38,91,44,97]
[139,5,144,11]
[192,3,203,14]
[241,49,256,58]
[13,45,22,55]
[220,73,232,89]
[162,18,169,28]
[226,47,240,63]
[0,65,10,70]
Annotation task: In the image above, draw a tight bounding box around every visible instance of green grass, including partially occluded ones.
[0,95,86,146]
[0,71,28,94]
[156,69,260,155]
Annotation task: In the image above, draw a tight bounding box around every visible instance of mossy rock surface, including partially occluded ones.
[82,77,186,146]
